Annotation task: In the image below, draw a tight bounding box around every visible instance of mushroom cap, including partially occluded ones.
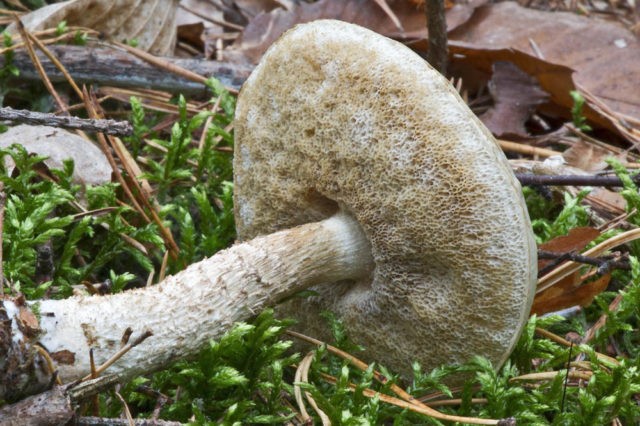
[234,20,537,376]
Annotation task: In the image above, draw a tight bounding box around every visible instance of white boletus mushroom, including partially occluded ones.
[0,20,536,402]
[234,20,537,377]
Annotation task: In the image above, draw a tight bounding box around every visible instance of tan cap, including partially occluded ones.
[234,20,537,376]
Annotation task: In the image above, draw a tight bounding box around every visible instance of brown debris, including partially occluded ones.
[480,61,549,137]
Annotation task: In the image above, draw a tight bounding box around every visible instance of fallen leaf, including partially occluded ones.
[0,125,111,186]
[224,0,487,64]
[18,306,40,337]
[177,0,224,27]
[586,187,627,217]
[479,61,548,137]
[7,0,179,55]
[224,0,424,64]
[539,226,600,265]
[563,139,627,172]
[448,2,640,135]
[448,44,576,119]
[560,140,628,217]
[443,0,487,35]
[532,273,610,316]
[533,226,608,315]
[177,22,205,50]
[235,0,285,19]
[371,0,404,31]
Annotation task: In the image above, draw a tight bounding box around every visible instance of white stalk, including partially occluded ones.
[3,213,373,399]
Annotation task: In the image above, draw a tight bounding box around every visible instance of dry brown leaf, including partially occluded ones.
[177,22,205,50]
[224,0,486,64]
[371,0,404,31]
[559,140,628,217]
[177,0,225,27]
[447,43,576,115]
[235,0,285,18]
[448,2,640,134]
[224,0,487,63]
[563,139,627,172]
[532,273,610,316]
[511,157,627,219]
[539,226,601,263]
[532,226,607,315]
[224,0,424,64]
[443,0,487,34]
[479,61,548,137]
[587,188,627,217]
[0,125,111,186]
[18,306,41,337]
[7,0,179,55]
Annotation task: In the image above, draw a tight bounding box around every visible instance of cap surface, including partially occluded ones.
[234,20,537,375]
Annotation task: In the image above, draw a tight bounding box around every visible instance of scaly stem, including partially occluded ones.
[1,213,373,401]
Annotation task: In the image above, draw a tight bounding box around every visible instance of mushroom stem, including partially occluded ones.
[2,212,373,400]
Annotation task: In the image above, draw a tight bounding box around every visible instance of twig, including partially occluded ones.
[80,331,153,381]
[538,228,640,294]
[538,250,629,276]
[24,29,83,98]
[0,182,4,287]
[0,107,133,136]
[286,330,511,425]
[561,343,573,412]
[113,41,239,94]
[0,45,252,93]
[425,0,448,75]
[534,328,619,366]
[89,349,100,416]
[113,389,135,426]
[294,351,329,425]
[511,369,591,382]
[85,90,180,259]
[0,375,117,424]
[318,370,509,424]
[81,89,152,225]
[516,173,639,187]
[581,293,624,344]
[134,385,174,405]
[13,15,68,112]
[498,139,561,158]
[76,417,182,425]
[0,374,181,425]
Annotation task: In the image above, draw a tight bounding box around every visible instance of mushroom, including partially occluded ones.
[234,19,537,377]
[1,20,536,403]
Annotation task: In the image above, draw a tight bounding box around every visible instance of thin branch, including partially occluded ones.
[581,293,624,344]
[425,0,448,75]
[13,16,68,113]
[538,228,640,294]
[0,182,4,287]
[76,417,182,425]
[0,45,252,94]
[0,107,133,136]
[286,330,509,425]
[498,139,561,158]
[24,29,83,98]
[80,330,153,382]
[516,173,638,187]
[538,250,629,276]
